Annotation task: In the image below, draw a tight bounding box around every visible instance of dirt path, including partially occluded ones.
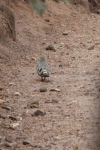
[0,1,100,150]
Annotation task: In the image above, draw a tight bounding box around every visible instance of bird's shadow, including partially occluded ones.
[36,78,52,83]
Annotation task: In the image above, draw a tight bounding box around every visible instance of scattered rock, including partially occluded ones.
[31,57,36,61]
[59,64,63,67]
[0,93,5,99]
[0,99,5,103]
[45,100,51,103]
[84,92,89,96]
[73,147,78,150]
[95,42,100,45]
[0,113,7,119]
[40,88,47,92]
[53,0,59,3]
[33,145,42,148]
[50,88,60,92]
[45,19,50,22]
[33,110,46,116]
[42,42,46,45]
[62,31,68,35]
[0,103,12,110]
[15,92,21,96]
[9,123,19,130]
[23,141,33,146]
[88,45,95,50]
[9,116,17,121]
[5,142,17,148]
[86,71,91,75]
[9,82,16,86]
[45,99,58,103]
[0,87,3,90]
[46,45,56,52]
[5,95,8,98]
[66,101,77,105]
[66,52,69,55]
[26,101,39,108]
[97,9,100,14]
[5,137,12,142]
[0,136,5,146]
[23,141,41,148]
[52,99,58,103]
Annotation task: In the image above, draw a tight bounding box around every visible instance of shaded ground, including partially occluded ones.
[0,1,100,150]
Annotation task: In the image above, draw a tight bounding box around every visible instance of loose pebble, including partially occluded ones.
[46,45,56,52]
[50,88,60,92]
[40,88,47,92]
[26,101,39,108]
[15,92,21,96]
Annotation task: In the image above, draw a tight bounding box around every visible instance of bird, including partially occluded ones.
[37,56,50,81]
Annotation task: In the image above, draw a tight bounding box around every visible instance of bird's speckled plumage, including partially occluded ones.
[37,56,50,81]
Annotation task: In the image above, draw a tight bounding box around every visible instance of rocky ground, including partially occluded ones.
[0,1,100,150]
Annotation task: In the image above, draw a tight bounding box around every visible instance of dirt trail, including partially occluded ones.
[0,1,100,150]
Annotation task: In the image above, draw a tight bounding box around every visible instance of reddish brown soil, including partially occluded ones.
[0,1,100,150]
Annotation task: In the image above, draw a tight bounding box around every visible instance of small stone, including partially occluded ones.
[53,0,59,3]
[45,19,50,22]
[88,45,95,50]
[23,141,41,147]
[95,43,100,45]
[52,99,58,103]
[45,99,58,103]
[26,101,39,108]
[50,88,60,92]
[62,31,68,35]
[9,123,19,130]
[66,101,77,105]
[15,92,21,96]
[84,93,89,96]
[5,142,17,148]
[97,9,100,14]
[0,113,7,119]
[9,116,17,121]
[0,103,12,110]
[45,100,51,103]
[31,57,36,61]
[46,45,56,52]
[0,99,5,103]
[42,42,46,45]
[0,136,5,146]
[9,82,16,86]
[40,88,47,92]
[59,64,63,67]
[23,141,31,145]
[73,147,78,150]
[33,110,45,116]
[0,87,3,90]
[0,93,5,99]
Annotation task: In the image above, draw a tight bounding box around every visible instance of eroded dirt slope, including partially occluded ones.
[0,1,100,150]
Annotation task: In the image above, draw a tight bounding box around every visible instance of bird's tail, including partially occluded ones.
[42,69,49,77]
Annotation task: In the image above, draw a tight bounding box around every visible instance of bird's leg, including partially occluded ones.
[41,77,46,82]
[44,77,46,80]
[41,77,43,81]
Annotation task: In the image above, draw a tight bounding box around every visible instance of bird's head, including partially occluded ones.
[40,56,45,61]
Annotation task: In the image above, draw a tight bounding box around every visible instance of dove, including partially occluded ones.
[37,56,50,81]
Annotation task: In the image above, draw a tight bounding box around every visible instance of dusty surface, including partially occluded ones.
[0,1,100,150]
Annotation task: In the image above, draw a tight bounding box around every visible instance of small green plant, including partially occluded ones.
[29,0,47,15]
[29,0,71,15]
